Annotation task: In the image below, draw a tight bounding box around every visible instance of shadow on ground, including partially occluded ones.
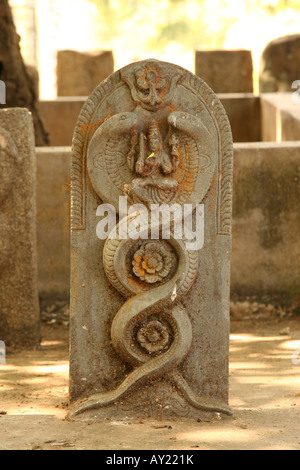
[0,317,299,450]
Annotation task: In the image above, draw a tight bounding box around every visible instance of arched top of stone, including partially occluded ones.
[71,59,233,235]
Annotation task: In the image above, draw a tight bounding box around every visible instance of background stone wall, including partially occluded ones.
[35,141,300,301]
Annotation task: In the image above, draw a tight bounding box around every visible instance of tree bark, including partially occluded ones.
[0,0,49,145]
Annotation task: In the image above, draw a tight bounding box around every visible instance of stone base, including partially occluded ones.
[68,376,233,422]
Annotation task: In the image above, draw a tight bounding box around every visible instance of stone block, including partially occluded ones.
[232,142,300,296]
[68,59,233,420]
[38,95,260,147]
[57,50,114,97]
[0,108,40,348]
[35,142,300,302]
[38,98,85,146]
[36,147,71,300]
[261,93,300,142]
[195,49,253,93]
[259,34,300,93]
[219,94,261,142]
[281,109,300,141]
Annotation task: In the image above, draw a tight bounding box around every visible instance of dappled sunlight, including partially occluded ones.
[4,406,66,417]
[231,333,290,342]
[0,320,299,449]
[230,362,270,370]
[279,339,300,351]
[21,364,69,375]
[173,415,299,450]
[176,427,258,444]
[229,320,300,417]
[0,384,14,392]
[0,362,68,375]
[0,327,69,420]
[41,340,66,348]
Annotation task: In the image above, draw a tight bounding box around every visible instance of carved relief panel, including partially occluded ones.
[70,60,233,420]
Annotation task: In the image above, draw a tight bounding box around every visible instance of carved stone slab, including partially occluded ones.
[0,108,40,348]
[69,59,233,420]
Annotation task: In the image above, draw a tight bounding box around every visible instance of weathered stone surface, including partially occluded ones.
[68,59,233,420]
[280,109,300,142]
[261,93,300,142]
[56,50,114,97]
[232,142,300,296]
[36,143,300,302]
[219,94,261,142]
[38,94,260,148]
[0,108,40,348]
[195,50,253,93]
[36,147,71,300]
[259,35,300,93]
[38,98,85,146]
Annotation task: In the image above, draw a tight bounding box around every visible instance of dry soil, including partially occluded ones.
[0,312,299,451]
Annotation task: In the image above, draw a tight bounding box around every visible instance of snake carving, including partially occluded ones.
[70,105,233,418]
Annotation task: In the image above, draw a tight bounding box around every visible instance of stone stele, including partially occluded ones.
[0,108,40,348]
[69,59,234,420]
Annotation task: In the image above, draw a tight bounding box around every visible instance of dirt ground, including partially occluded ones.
[0,302,300,451]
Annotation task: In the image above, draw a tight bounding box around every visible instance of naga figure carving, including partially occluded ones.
[87,109,216,208]
[70,59,234,419]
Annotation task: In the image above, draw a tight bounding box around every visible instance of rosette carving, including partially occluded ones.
[137,320,170,353]
[132,241,172,284]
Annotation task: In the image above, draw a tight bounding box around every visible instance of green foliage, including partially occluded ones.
[88,0,300,57]
[89,0,236,54]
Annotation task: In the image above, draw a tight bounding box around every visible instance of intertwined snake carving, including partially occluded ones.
[70,59,234,419]
[71,212,233,417]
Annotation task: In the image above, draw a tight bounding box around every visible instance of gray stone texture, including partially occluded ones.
[35,141,300,303]
[0,108,40,348]
[38,94,261,147]
[232,142,300,296]
[56,50,114,97]
[219,94,261,142]
[195,49,254,93]
[259,35,300,93]
[38,98,85,146]
[36,147,71,300]
[261,93,300,142]
[69,59,233,420]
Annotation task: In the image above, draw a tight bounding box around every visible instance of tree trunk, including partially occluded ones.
[0,0,49,145]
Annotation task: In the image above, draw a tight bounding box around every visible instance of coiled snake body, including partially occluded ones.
[71,213,233,417]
